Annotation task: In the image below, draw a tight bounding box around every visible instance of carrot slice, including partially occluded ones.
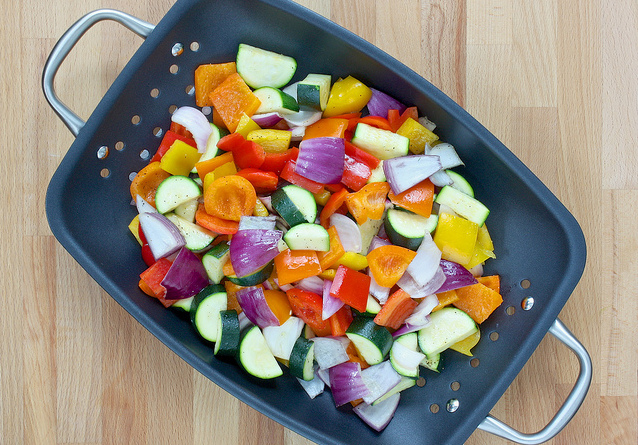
[194,62,236,107]
[373,289,418,330]
[204,175,257,222]
[209,72,261,132]
[195,203,239,234]
[130,161,171,207]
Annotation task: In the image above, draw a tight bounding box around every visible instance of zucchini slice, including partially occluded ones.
[165,213,215,252]
[239,325,283,379]
[202,241,230,284]
[446,170,474,197]
[417,307,478,357]
[253,87,299,115]
[214,310,241,356]
[351,123,410,160]
[271,184,317,227]
[283,223,330,251]
[390,333,425,378]
[296,74,331,110]
[434,185,489,226]
[236,43,297,89]
[345,317,393,365]
[420,353,442,373]
[384,208,437,251]
[289,336,315,381]
[227,261,274,287]
[155,175,202,214]
[190,285,227,343]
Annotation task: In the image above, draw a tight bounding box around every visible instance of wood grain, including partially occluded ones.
[2,0,635,444]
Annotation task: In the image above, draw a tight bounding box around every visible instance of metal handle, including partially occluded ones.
[42,9,155,137]
[477,318,592,444]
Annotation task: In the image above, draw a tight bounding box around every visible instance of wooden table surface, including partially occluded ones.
[2,0,635,444]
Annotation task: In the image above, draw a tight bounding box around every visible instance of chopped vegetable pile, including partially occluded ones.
[128,43,503,432]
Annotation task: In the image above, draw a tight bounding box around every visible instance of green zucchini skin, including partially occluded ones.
[345,317,393,365]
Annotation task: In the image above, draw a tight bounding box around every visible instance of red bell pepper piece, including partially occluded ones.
[139,258,173,301]
[260,147,299,175]
[329,265,371,312]
[388,107,418,133]
[280,160,325,194]
[216,132,245,152]
[319,187,349,228]
[344,141,381,169]
[341,155,371,191]
[285,288,332,337]
[236,168,279,193]
[357,116,392,132]
[150,130,197,163]
[373,289,418,329]
[329,306,354,336]
[169,122,193,138]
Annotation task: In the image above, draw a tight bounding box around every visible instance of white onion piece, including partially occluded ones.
[237,311,253,331]
[429,169,453,187]
[322,280,344,320]
[273,278,293,292]
[289,126,306,141]
[263,316,305,360]
[428,143,464,169]
[138,212,185,260]
[316,367,331,387]
[397,267,446,299]
[368,274,391,305]
[405,294,439,326]
[329,213,362,253]
[383,155,442,195]
[238,215,277,230]
[419,116,437,131]
[171,106,212,153]
[354,393,400,432]
[311,337,349,369]
[361,361,402,404]
[297,367,325,399]
[135,195,157,214]
[405,232,442,287]
[469,263,484,277]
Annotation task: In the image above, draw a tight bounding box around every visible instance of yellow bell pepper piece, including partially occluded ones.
[203,161,238,191]
[160,140,201,176]
[433,212,479,266]
[312,188,331,207]
[253,198,269,217]
[329,252,368,271]
[318,268,337,280]
[235,113,261,137]
[323,76,373,117]
[247,129,291,153]
[449,329,480,356]
[128,215,142,246]
[396,118,439,154]
[464,224,496,269]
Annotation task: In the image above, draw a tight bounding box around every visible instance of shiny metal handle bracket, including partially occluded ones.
[42,9,155,137]
[477,318,592,444]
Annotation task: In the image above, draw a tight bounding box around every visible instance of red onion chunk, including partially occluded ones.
[397,267,446,299]
[329,213,362,253]
[383,155,442,195]
[235,286,280,328]
[322,280,344,320]
[392,319,430,337]
[368,274,391,305]
[230,229,282,277]
[361,361,402,404]
[161,247,209,299]
[296,276,325,295]
[353,393,400,432]
[405,233,442,287]
[436,259,479,293]
[367,88,407,119]
[138,212,185,261]
[296,137,345,184]
[250,112,283,127]
[311,337,349,369]
[367,235,391,254]
[171,106,212,153]
[329,362,370,407]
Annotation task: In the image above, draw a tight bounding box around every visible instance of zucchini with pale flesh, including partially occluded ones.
[446,170,474,197]
[271,184,317,227]
[165,213,215,251]
[346,316,393,365]
[351,123,409,160]
[155,175,201,214]
[236,43,297,89]
[296,74,331,110]
[214,310,241,356]
[239,325,283,379]
[202,242,230,284]
[190,285,227,343]
[283,223,330,251]
[434,185,489,226]
[385,208,437,251]
[417,307,478,357]
[253,87,299,114]
[227,261,274,287]
[289,336,315,381]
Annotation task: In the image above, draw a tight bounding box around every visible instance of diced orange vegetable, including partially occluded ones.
[345,182,391,225]
[222,257,235,277]
[319,187,349,228]
[453,282,503,324]
[204,175,257,222]
[194,62,237,107]
[477,275,500,294]
[345,341,370,370]
[316,226,346,270]
[367,245,417,288]
[329,306,354,336]
[263,290,292,325]
[357,116,392,132]
[130,161,171,207]
[195,203,239,234]
[432,289,459,312]
[387,179,434,217]
[302,118,349,140]
[210,73,261,132]
[373,289,418,330]
[195,151,235,182]
[274,250,322,286]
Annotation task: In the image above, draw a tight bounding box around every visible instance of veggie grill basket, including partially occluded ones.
[43,1,591,444]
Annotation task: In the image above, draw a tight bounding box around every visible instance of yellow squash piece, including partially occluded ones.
[396,118,439,154]
[160,140,202,176]
[323,76,372,117]
[433,212,479,266]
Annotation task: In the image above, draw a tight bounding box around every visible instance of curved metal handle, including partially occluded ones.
[42,9,155,137]
[477,318,592,444]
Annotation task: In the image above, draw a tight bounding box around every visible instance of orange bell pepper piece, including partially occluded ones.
[344,182,391,225]
[130,161,171,207]
[388,106,418,133]
[330,306,354,336]
[194,62,237,107]
[367,245,417,288]
[453,279,503,324]
[209,73,261,132]
[319,187,349,228]
[302,118,349,140]
[195,151,234,182]
[264,290,292,325]
[316,226,346,270]
[387,178,435,217]
[204,175,257,222]
[274,249,322,286]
